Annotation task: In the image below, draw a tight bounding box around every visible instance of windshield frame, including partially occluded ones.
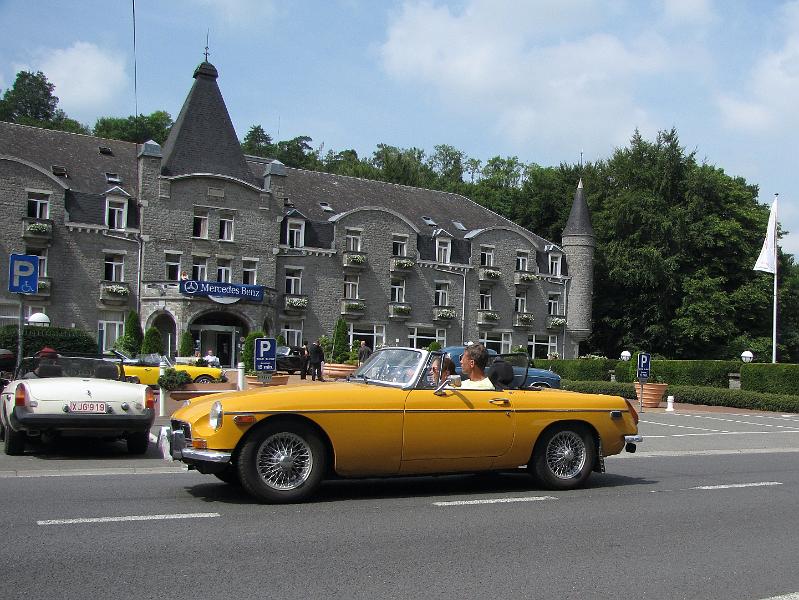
[352,347,428,389]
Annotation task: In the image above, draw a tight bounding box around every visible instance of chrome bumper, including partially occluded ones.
[624,434,643,453]
[158,426,232,465]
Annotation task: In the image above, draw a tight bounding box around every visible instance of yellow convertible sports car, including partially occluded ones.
[119,353,225,385]
[160,347,641,503]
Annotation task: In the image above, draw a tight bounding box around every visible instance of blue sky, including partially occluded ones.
[1,0,797,255]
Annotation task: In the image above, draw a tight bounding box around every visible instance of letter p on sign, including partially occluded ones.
[8,254,39,294]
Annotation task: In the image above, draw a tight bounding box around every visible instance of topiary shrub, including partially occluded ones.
[276,334,287,346]
[331,318,349,363]
[319,335,332,362]
[158,368,192,390]
[532,358,616,381]
[740,363,799,396]
[613,353,738,387]
[123,310,144,355]
[243,331,266,372]
[178,330,195,357]
[427,341,442,352]
[140,327,164,355]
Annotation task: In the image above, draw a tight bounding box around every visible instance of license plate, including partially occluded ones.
[69,401,107,413]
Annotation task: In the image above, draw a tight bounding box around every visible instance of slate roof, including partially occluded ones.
[160,62,259,187]
[562,179,594,237]
[0,121,138,196]
[246,156,553,247]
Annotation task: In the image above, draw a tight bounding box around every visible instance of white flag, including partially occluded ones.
[754,196,778,274]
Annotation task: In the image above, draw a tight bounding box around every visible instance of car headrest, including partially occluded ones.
[487,360,515,389]
[36,363,64,378]
[94,363,119,380]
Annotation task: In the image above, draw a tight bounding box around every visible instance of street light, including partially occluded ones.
[741,350,754,363]
[620,350,631,361]
[27,312,50,327]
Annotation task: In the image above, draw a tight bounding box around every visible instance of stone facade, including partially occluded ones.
[0,61,594,366]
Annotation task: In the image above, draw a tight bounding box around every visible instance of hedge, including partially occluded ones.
[531,358,617,381]
[740,363,799,396]
[561,380,799,413]
[0,324,98,357]
[613,354,738,388]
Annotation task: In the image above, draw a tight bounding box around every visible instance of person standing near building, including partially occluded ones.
[357,340,372,365]
[299,341,310,380]
[308,340,325,382]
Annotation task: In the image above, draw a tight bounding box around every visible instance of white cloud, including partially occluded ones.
[380,1,673,156]
[31,42,128,123]
[193,0,277,27]
[661,0,716,26]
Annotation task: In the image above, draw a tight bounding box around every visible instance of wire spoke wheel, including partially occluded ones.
[545,430,587,479]
[256,432,314,491]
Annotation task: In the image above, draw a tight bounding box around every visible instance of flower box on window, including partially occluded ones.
[514,271,539,286]
[514,312,535,328]
[390,257,415,272]
[389,302,412,320]
[100,282,132,304]
[22,217,54,243]
[340,299,366,316]
[343,251,367,270]
[547,316,567,328]
[478,267,502,284]
[433,306,457,321]
[477,310,501,325]
[283,294,309,314]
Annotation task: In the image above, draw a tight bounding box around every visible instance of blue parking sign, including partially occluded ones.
[8,254,39,294]
[637,352,651,379]
[254,337,277,371]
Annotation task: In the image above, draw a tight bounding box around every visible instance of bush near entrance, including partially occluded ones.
[0,324,97,357]
[242,331,265,373]
[740,363,799,396]
[178,330,194,357]
[158,368,192,390]
[140,327,164,355]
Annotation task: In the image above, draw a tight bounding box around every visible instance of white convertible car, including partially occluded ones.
[0,355,156,456]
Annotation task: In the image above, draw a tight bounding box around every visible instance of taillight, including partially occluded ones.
[15,385,29,407]
[145,387,155,410]
[625,399,639,425]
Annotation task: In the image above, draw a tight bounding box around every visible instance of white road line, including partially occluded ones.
[680,413,799,430]
[759,593,799,599]
[640,420,724,432]
[434,496,557,506]
[0,466,189,478]
[608,447,799,458]
[691,481,782,490]
[37,512,220,526]
[643,430,798,438]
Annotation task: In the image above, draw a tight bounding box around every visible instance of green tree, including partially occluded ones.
[275,135,321,169]
[178,330,195,357]
[0,70,89,133]
[122,311,144,356]
[93,110,173,144]
[140,327,164,355]
[331,318,349,363]
[243,331,266,372]
[241,124,274,157]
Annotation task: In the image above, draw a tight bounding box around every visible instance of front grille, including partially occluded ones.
[171,419,191,441]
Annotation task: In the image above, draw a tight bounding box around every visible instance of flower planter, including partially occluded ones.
[634,382,668,408]
[323,363,358,380]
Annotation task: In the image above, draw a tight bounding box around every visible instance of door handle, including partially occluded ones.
[489,398,510,406]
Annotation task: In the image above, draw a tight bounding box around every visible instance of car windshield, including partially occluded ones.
[353,348,423,386]
[136,353,170,367]
[17,356,121,380]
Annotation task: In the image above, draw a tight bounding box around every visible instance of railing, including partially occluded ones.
[388,302,412,320]
[514,271,539,286]
[478,266,502,284]
[283,294,309,314]
[340,298,366,316]
[477,309,501,325]
[389,257,416,272]
[433,306,457,321]
[514,312,535,328]
[547,315,567,329]
[342,251,367,270]
[100,281,132,304]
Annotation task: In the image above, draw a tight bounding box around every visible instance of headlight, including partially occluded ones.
[209,400,223,430]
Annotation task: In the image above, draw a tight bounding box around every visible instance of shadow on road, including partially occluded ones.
[13,436,163,461]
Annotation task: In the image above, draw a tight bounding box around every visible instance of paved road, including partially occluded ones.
[1,406,798,599]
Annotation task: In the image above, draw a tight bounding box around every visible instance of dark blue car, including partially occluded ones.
[441,345,561,389]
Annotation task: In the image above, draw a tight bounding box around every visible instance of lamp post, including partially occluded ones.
[741,350,754,363]
[620,350,631,362]
[27,312,50,327]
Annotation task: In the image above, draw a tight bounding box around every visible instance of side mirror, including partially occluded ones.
[434,374,461,395]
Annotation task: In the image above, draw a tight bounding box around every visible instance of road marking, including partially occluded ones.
[608,447,799,458]
[0,466,189,478]
[679,413,799,430]
[641,430,799,438]
[37,512,220,526]
[691,481,782,490]
[759,594,799,599]
[434,496,557,506]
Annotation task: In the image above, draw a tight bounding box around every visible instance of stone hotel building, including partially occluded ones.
[0,61,595,368]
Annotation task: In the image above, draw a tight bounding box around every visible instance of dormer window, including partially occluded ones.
[287,219,305,248]
[51,165,67,177]
[99,146,113,156]
[422,216,437,227]
[319,202,334,213]
[452,220,467,231]
[436,238,451,264]
[106,198,127,230]
[106,173,122,184]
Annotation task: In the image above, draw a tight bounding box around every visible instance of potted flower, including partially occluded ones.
[104,284,130,296]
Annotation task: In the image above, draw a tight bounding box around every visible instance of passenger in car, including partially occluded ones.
[459,344,495,390]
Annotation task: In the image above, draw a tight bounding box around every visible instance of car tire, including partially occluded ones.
[126,431,150,455]
[4,422,26,456]
[214,465,241,486]
[237,421,326,504]
[530,425,595,490]
[194,375,214,384]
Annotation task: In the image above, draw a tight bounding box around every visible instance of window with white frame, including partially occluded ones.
[392,235,407,257]
[285,268,302,295]
[106,198,127,230]
[216,259,232,283]
[479,287,492,310]
[98,312,125,352]
[281,321,304,347]
[218,216,234,241]
[408,327,446,349]
[344,274,359,299]
[390,278,405,303]
[548,293,561,315]
[480,246,494,267]
[193,213,208,238]
[104,254,124,282]
[516,251,529,272]
[165,253,181,281]
[26,247,48,276]
[515,291,527,313]
[242,260,257,285]
[349,324,385,350]
[436,238,451,264]
[434,281,450,307]
[529,334,558,359]
[27,193,49,219]
[345,228,362,252]
[479,331,512,354]
[287,219,304,248]
[549,254,561,276]
[0,305,46,327]
[192,256,207,281]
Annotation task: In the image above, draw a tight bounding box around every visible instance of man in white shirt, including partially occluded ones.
[459,343,495,390]
[205,349,220,368]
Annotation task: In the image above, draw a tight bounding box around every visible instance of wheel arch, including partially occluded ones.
[528,419,600,468]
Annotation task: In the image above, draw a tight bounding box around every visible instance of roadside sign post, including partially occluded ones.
[636,352,651,413]
[8,254,40,371]
[254,337,277,383]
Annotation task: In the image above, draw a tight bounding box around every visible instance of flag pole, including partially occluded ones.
[772,194,778,364]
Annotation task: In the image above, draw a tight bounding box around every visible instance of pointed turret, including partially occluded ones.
[160,61,258,186]
[562,179,595,351]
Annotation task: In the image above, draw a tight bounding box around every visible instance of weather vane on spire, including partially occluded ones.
[204,29,210,61]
